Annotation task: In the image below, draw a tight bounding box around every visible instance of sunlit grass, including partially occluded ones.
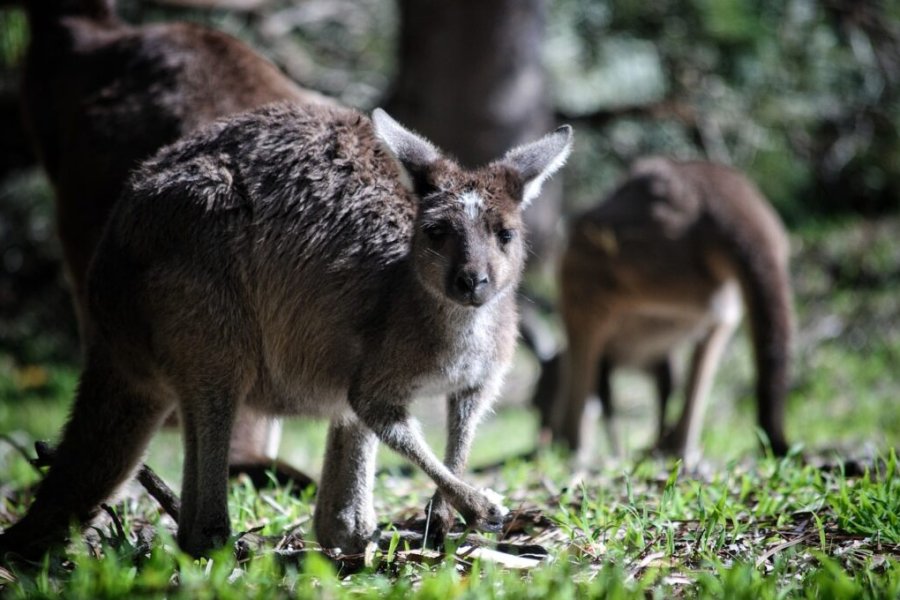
[1,220,898,597]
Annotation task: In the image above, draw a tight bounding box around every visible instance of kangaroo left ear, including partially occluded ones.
[372,108,440,192]
[500,125,573,205]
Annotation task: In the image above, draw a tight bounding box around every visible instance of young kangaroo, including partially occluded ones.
[0,102,572,558]
[18,0,332,486]
[552,157,793,464]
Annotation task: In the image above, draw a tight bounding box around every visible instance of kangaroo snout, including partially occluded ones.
[450,268,491,306]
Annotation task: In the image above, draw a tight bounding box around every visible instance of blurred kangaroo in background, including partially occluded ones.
[17,0,333,486]
[0,103,573,558]
[545,158,793,465]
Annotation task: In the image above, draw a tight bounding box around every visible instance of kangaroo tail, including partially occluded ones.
[0,347,169,560]
[707,172,794,456]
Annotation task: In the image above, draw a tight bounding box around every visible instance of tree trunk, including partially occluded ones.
[386,0,561,270]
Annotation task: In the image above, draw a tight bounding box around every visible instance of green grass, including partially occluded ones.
[1,218,898,597]
[1,451,898,598]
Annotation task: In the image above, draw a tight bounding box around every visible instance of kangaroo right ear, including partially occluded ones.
[372,109,440,192]
[501,125,573,206]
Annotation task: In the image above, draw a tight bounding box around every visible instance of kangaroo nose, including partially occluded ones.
[454,270,489,296]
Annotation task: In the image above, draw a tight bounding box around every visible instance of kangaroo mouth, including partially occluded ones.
[446,287,490,308]
[456,296,485,307]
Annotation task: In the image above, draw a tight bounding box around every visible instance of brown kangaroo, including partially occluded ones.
[0,102,573,558]
[550,157,793,465]
[17,0,333,486]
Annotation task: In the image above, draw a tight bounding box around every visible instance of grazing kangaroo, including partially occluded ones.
[551,157,793,464]
[18,0,332,486]
[0,102,572,558]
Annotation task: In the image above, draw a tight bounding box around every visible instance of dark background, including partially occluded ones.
[0,0,897,373]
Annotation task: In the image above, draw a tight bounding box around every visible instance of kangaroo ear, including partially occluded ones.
[501,126,573,205]
[372,108,440,191]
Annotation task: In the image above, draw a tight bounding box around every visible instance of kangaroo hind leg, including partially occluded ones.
[314,417,378,554]
[555,305,611,459]
[0,348,172,559]
[658,285,742,465]
[176,375,249,558]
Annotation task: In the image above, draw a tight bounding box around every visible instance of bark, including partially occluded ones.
[387,0,561,269]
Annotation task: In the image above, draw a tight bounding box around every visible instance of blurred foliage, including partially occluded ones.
[0,172,79,363]
[546,0,900,222]
[0,0,898,363]
[116,0,397,109]
[0,8,27,72]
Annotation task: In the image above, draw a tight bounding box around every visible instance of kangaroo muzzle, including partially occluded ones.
[449,267,491,306]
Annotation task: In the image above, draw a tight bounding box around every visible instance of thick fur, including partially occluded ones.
[21,0,330,318]
[0,103,572,558]
[18,0,332,478]
[551,158,793,463]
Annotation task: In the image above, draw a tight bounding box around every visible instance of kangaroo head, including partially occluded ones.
[373,109,572,308]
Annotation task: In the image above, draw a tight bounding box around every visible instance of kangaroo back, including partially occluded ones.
[20,0,329,321]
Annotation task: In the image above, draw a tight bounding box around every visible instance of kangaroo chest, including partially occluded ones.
[406,308,505,398]
[606,279,743,367]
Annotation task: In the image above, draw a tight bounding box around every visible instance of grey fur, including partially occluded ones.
[0,102,572,558]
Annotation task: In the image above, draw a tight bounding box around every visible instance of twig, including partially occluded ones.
[423,499,433,551]
[0,434,43,475]
[627,551,668,582]
[32,441,181,524]
[100,503,128,541]
[135,463,181,524]
[501,504,525,540]
[555,99,698,130]
[259,493,290,516]
[471,449,539,474]
[755,533,816,568]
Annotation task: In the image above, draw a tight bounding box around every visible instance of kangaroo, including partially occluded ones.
[17,0,333,487]
[550,157,793,465]
[0,102,572,558]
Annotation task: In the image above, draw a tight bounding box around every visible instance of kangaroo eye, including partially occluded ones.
[497,229,515,245]
[424,224,448,241]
